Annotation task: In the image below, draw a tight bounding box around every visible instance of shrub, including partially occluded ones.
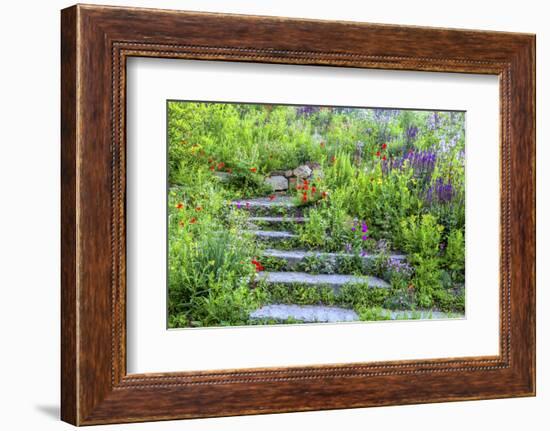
[400,214,444,307]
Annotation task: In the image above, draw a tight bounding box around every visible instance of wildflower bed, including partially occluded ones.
[167,102,466,328]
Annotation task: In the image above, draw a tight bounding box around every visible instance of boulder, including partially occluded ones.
[264,175,289,191]
[293,164,312,178]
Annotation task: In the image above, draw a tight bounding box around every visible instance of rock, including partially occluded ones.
[264,175,288,191]
[306,161,321,170]
[293,165,312,178]
[284,169,294,177]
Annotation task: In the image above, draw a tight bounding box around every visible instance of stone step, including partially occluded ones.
[246,230,297,241]
[250,304,359,323]
[232,196,298,215]
[256,271,390,290]
[249,304,461,323]
[248,216,308,224]
[263,248,406,267]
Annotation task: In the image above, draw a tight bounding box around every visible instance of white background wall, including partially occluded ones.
[0,0,546,429]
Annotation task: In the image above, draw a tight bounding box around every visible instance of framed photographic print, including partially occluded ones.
[61,4,535,425]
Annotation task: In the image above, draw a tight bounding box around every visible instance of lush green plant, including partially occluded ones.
[444,228,466,283]
[400,214,444,307]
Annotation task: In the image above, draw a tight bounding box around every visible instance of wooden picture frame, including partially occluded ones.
[61,4,535,426]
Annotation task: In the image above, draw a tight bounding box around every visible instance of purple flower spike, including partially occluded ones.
[361,223,368,233]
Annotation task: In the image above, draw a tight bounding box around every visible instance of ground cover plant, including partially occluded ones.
[167,101,466,328]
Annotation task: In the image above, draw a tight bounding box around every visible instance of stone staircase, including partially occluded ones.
[234,194,431,324]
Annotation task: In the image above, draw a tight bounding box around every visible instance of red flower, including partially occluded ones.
[303,184,309,191]
[189,217,197,224]
[251,259,265,272]
[302,192,308,203]
[311,186,317,193]
[209,165,215,171]
[179,220,185,227]
[303,179,309,186]
[176,202,184,209]
[217,162,225,169]
[321,191,328,199]
[382,143,387,150]
[269,194,276,201]
[382,155,387,161]
[376,151,381,157]
[331,155,336,163]
[208,158,213,163]
[195,206,202,211]
[250,167,257,173]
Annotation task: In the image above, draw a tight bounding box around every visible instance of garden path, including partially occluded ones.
[235,195,423,323]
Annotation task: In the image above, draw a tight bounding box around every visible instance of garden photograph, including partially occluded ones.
[167,101,466,328]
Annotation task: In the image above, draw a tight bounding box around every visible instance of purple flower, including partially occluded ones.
[427,112,440,131]
[406,125,419,142]
[351,227,356,232]
[362,235,368,241]
[235,202,242,209]
[425,177,455,205]
[387,257,413,277]
[360,250,367,257]
[297,106,318,116]
[361,222,368,233]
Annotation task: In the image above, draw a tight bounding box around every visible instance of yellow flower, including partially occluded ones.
[377,178,383,185]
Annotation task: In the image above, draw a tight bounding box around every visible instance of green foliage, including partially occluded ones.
[347,163,422,241]
[400,214,444,307]
[297,200,349,251]
[296,254,337,275]
[444,229,466,282]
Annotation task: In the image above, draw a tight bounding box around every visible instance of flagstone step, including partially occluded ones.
[248,216,308,224]
[249,304,462,323]
[250,304,359,323]
[232,196,299,215]
[263,248,406,267]
[246,230,298,241]
[256,271,390,290]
